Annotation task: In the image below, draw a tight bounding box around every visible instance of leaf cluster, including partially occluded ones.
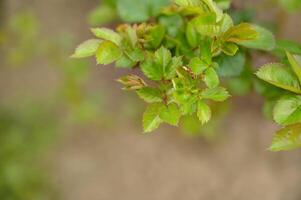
[73,0,277,133]
[256,52,301,151]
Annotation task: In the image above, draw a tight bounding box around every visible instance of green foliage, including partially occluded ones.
[142,103,164,133]
[273,40,301,57]
[279,0,301,13]
[256,52,301,151]
[74,0,281,135]
[197,101,212,124]
[273,95,301,125]
[0,104,59,200]
[256,63,301,94]
[71,39,102,58]
[270,124,301,151]
[236,25,276,51]
[88,0,171,26]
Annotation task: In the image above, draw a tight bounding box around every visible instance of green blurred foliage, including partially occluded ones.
[88,0,171,26]
[279,0,301,13]
[0,102,60,200]
[2,10,40,66]
[0,9,118,199]
[180,101,230,139]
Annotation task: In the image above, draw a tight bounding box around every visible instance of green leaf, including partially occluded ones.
[159,14,183,37]
[91,28,122,45]
[174,0,200,6]
[193,13,221,37]
[96,41,122,65]
[216,51,245,77]
[274,95,301,125]
[155,46,172,69]
[117,0,169,22]
[237,25,276,51]
[219,14,233,32]
[204,68,219,88]
[145,25,165,49]
[215,0,232,10]
[160,103,181,126]
[256,63,301,94]
[165,56,183,79]
[220,14,234,33]
[188,57,208,75]
[274,40,301,57]
[71,39,102,58]
[287,51,301,84]
[180,95,198,115]
[270,124,301,152]
[201,87,230,102]
[221,42,239,56]
[202,0,224,21]
[223,23,258,43]
[124,26,138,47]
[143,103,165,133]
[197,101,211,125]
[186,22,199,48]
[115,55,136,68]
[200,37,213,64]
[137,87,162,103]
[141,57,163,81]
[124,47,144,62]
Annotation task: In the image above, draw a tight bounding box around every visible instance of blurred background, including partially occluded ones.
[1,0,301,199]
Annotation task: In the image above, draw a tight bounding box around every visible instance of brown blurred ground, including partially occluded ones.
[3,0,301,199]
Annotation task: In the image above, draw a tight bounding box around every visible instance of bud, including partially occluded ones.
[117,74,147,90]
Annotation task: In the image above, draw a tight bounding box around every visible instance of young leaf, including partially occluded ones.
[287,51,301,84]
[256,63,301,94]
[201,87,230,102]
[180,96,198,115]
[159,103,181,126]
[202,0,223,22]
[145,25,165,49]
[270,124,301,152]
[174,0,200,6]
[221,42,239,56]
[223,23,258,43]
[237,25,275,51]
[193,13,221,37]
[273,95,301,126]
[71,39,102,58]
[165,56,183,79]
[117,74,146,90]
[96,41,122,65]
[91,28,122,45]
[141,58,163,81]
[115,55,136,68]
[215,0,231,10]
[137,87,162,103]
[124,47,144,62]
[154,46,172,70]
[188,57,208,75]
[197,101,211,125]
[143,103,164,133]
[200,37,213,64]
[204,68,220,88]
[186,22,199,48]
[124,26,138,47]
[219,14,233,32]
